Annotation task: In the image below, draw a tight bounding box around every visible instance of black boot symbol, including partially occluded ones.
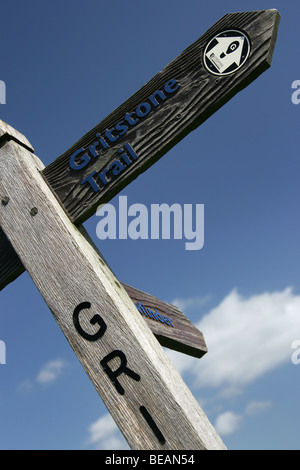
[220,40,240,59]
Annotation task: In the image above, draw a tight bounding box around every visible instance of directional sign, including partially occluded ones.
[122,282,207,358]
[0,8,280,292]
[0,9,280,450]
[0,134,224,450]
[41,9,280,225]
[0,191,207,359]
[203,30,251,76]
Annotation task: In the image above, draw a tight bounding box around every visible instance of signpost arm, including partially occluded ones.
[0,9,281,450]
[0,120,207,358]
[42,9,280,226]
[78,226,208,358]
[0,133,225,450]
[0,9,280,290]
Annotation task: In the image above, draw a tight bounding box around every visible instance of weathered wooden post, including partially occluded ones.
[0,9,280,450]
[0,131,224,450]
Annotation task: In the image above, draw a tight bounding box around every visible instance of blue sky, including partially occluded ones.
[0,0,299,450]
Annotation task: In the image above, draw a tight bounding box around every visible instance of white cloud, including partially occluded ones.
[171,295,212,312]
[85,286,292,448]
[36,359,67,385]
[17,379,34,393]
[214,401,272,437]
[17,358,68,392]
[245,401,272,416]
[87,413,129,450]
[167,287,300,396]
[214,411,242,436]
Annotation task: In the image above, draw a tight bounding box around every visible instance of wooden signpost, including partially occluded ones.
[0,10,280,450]
[122,282,207,358]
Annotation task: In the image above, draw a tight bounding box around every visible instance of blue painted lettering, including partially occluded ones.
[105,128,119,142]
[69,79,180,194]
[110,159,126,176]
[124,111,139,126]
[115,120,128,135]
[69,147,91,170]
[80,171,101,192]
[164,78,180,94]
[135,302,173,327]
[149,89,167,107]
[136,102,151,118]
[88,142,100,158]
[96,133,109,150]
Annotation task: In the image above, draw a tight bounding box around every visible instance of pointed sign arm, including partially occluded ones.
[0,9,280,292]
[42,9,281,224]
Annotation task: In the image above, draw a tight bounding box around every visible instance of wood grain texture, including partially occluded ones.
[0,220,207,358]
[0,139,225,450]
[42,9,280,225]
[122,283,207,358]
[0,227,25,288]
[0,10,280,294]
[0,10,280,449]
[0,120,34,152]
[77,225,207,358]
